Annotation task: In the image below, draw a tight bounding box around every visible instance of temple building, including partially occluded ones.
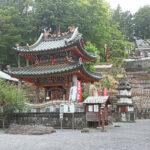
[124,39,150,72]
[6,27,100,112]
[117,78,135,122]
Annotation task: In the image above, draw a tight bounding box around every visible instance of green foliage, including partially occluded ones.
[84,41,98,71]
[112,5,134,41]
[134,5,150,39]
[85,41,98,53]
[82,91,88,101]
[0,0,135,67]
[112,5,150,40]
[0,1,37,66]
[0,6,21,65]
[101,77,110,88]
[0,80,25,115]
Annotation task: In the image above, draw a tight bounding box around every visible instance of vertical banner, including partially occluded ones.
[77,80,82,102]
[97,88,101,96]
[103,87,108,96]
[69,86,77,102]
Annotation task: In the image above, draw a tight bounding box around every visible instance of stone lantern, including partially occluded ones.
[117,78,135,122]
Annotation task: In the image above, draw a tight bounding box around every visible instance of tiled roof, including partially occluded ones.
[14,28,97,60]
[17,36,80,52]
[6,63,101,81]
[15,28,81,52]
[6,63,81,76]
[83,96,109,104]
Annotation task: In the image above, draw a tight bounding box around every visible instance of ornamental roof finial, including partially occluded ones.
[43,28,50,40]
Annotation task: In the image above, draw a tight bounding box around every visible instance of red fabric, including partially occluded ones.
[97,88,101,96]
[77,80,82,102]
[103,88,108,96]
[51,58,57,65]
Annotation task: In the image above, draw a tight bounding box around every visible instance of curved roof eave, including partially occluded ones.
[77,44,98,61]
[80,64,102,81]
[5,63,81,77]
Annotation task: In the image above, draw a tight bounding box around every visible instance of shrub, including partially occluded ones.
[0,79,25,115]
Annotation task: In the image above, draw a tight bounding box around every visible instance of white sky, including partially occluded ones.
[106,0,150,13]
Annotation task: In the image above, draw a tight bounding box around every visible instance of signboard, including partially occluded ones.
[68,103,75,113]
[94,105,99,112]
[60,104,68,113]
[59,113,63,119]
[60,104,64,113]
[77,80,82,102]
[60,103,75,113]
[31,109,36,113]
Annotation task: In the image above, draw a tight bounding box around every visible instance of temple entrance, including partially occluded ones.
[46,86,67,100]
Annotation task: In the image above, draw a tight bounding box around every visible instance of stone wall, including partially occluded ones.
[124,58,150,72]
[127,72,150,111]
[136,112,150,119]
[11,112,86,129]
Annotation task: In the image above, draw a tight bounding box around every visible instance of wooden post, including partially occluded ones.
[44,88,47,102]
[98,105,101,127]
[101,108,105,132]
[100,104,106,132]
[72,75,77,86]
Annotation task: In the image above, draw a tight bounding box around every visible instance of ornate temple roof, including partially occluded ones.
[14,27,97,60]
[6,62,101,81]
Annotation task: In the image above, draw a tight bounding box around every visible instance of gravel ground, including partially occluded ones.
[0,119,150,150]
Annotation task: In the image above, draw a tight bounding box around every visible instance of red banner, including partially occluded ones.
[77,80,82,102]
[103,88,108,96]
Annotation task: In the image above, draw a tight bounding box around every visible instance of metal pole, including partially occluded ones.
[60,118,63,130]
[59,111,63,130]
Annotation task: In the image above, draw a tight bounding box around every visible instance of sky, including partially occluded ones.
[106,0,150,13]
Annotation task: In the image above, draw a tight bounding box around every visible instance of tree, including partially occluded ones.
[35,0,129,65]
[0,6,22,65]
[0,80,25,115]
[0,0,131,67]
[84,41,98,71]
[0,0,37,66]
[112,5,134,40]
[134,5,150,39]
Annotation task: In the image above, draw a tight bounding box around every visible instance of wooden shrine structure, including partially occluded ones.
[83,96,111,127]
[6,26,100,105]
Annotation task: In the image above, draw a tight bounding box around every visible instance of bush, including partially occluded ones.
[0,79,25,115]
